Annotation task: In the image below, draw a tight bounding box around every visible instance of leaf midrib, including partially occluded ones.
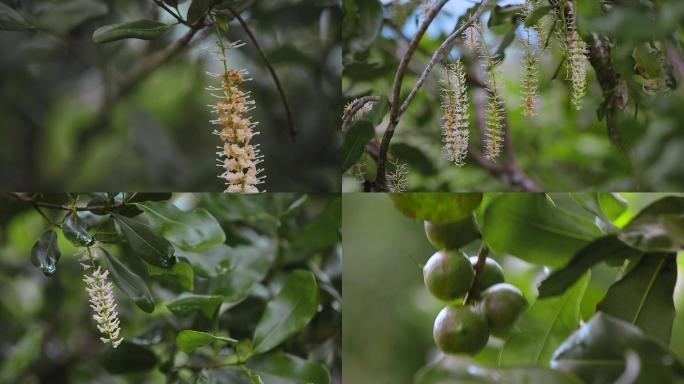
[253,295,306,354]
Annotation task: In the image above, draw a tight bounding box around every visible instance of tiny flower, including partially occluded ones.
[209,40,264,193]
[83,266,123,348]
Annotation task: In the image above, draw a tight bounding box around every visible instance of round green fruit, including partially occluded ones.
[423,250,474,301]
[433,305,490,355]
[469,257,505,294]
[424,217,480,250]
[480,283,527,337]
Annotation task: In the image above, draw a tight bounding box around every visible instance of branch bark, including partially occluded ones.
[464,245,489,304]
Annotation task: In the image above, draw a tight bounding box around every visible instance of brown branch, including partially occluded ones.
[226,6,296,140]
[464,244,489,304]
[8,193,128,213]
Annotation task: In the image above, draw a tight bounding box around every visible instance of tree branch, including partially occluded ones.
[226,6,296,140]
[8,193,129,213]
[464,244,489,304]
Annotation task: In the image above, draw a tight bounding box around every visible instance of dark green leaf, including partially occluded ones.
[481,194,602,267]
[34,0,108,34]
[252,270,318,355]
[280,195,308,220]
[30,230,61,276]
[292,197,340,251]
[102,341,158,374]
[0,3,32,30]
[342,120,374,173]
[167,294,223,318]
[176,330,236,354]
[344,0,383,52]
[94,218,122,243]
[87,194,112,216]
[247,353,331,384]
[538,235,642,298]
[199,194,281,234]
[101,248,156,313]
[0,326,43,383]
[389,193,483,222]
[501,273,589,365]
[389,143,437,176]
[597,254,677,344]
[92,20,172,44]
[115,214,176,268]
[187,0,209,25]
[551,312,684,383]
[135,201,225,252]
[62,212,95,247]
[148,261,194,291]
[619,196,684,252]
[115,193,173,217]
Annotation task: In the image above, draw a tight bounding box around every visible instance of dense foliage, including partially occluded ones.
[0,0,341,191]
[343,192,684,383]
[0,193,341,383]
[342,0,684,192]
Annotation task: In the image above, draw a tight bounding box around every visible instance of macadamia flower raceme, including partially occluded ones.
[208,40,264,193]
[83,266,123,348]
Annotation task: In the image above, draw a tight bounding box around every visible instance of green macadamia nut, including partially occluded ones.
[423,250,474,301]
[469,256,505,294]
[433,305,490,355]
[424,217,480,250]
[480,283,528,337]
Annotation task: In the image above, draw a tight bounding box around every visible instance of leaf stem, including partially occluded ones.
[464,244,489,305]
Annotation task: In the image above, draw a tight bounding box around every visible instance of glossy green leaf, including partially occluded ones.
[538,235,641,298]
[501,273,589,365]
[167,294,223,318]
[176,330,236,354]
[482,194,601,267]
[115,214,176,268]
[389,193,483,222]
[30,230,61,276]
[597,254,678,344]
[136,201,225,252]
[102,341,158,374]
[187,0,209,24]
[252,270,318,355]
[619,196,684,252]
[199,194,281,234]
[0,3,32,30]
[92,20,172,44]
[551,312,684,383]
[101,248,156,313]
[62,212,95,247]
[415,356,582,384]
[247,353,331,384]
[148,261,194,291]
[598,193,628,222]
[93,218,122,243]
[0,326,43,383]
[342,120,374,173]
[292,197,340,251]
[115,193,173,217]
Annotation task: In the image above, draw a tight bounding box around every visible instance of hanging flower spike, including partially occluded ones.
[209,40,264,193]
[441,60,470,166]
[520,0,540,117]
[83,266,123,348]
[474,22,505,160]
[565,4,588,110]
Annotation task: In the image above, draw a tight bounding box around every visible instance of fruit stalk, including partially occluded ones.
[463,244,489,305]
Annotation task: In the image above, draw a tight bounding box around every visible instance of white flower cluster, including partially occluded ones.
[83,266,123,348]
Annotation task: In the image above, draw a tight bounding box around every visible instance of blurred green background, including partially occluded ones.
[343,0,684,191]
[342,193,684,384]
[0,0,342,192]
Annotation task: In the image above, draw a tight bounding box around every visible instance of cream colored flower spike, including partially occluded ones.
[441,60,470,166]
[83,266,123,348]
[208,40,264,193]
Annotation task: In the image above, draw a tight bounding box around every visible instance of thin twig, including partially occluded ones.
[8,193,128,212]
[464,244,489,304]
[152,0,187,26]
[226,6,296,140]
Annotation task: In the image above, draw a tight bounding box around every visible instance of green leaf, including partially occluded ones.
[538,235,642,298]
[167,294,223,318]
[551,312,684,383]
[33,0,108,34]
[389,143,437,176]
[176,330,236,354]
[597,254,678,344]
[389,193,483,222]
[524,5,554,27]
[598,193,628,222]
[619,196,684,252]
[148,261,194,291]
[344,0,383,52]
[280,195,309,220]
[30,230,61,276]
[135,201,225,252]
[247,353,331,384]
[342,120,374,173]
[199,194,281,235]
[0,326,43,383]
[102,341,158,374]
[481,194,602,267]
[115,214,176,268]
[501,273,590,365]
[92,20,172,44]
[93,218,122,243]
[62,212,95,247]
[415,356,582,384]
[187,0,209,24]
[252,270,318,355]
[101,248,155,313]
[0,3,32,30]
[292,197,341,251]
